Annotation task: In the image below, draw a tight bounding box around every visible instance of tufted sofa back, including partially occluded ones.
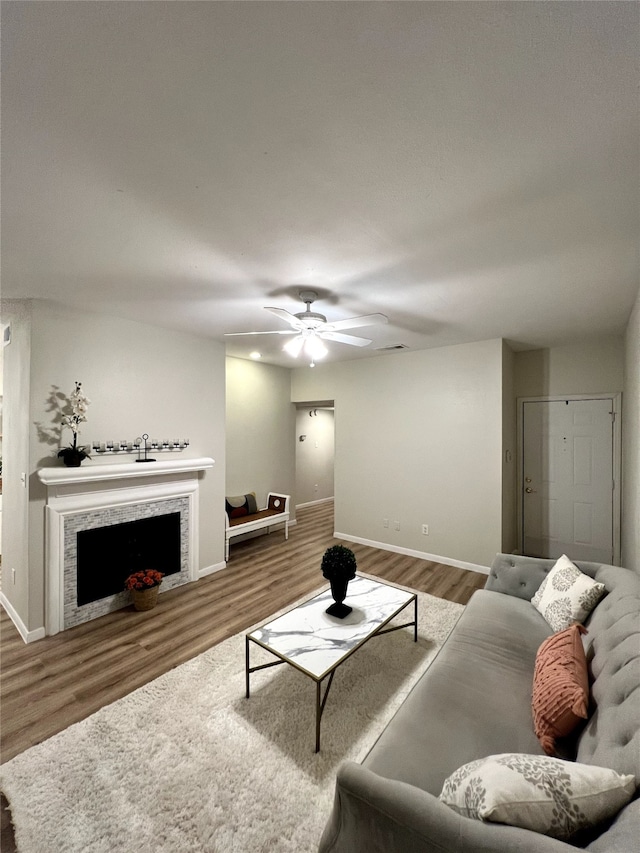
[485,554,640,781]
[576,564,640,780]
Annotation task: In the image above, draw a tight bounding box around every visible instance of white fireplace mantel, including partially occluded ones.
[39,457,214,635]
[38,457,215,487]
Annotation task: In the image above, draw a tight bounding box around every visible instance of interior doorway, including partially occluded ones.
[518,395,621,564]
[295,402,335,509]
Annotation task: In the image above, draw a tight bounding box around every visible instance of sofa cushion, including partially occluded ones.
[439,753,635,840]
[532,624,589,756]
[532,555,606,632]
[225,492,258,519]
[363,590,550,795]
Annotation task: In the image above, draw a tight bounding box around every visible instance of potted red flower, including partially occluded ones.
[124,569,164,611]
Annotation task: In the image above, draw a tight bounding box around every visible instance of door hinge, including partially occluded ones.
[609,411,616,421]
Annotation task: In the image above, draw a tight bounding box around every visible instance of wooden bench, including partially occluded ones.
[225,492,290,561]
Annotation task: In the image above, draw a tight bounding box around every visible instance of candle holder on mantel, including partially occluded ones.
[136,433,156,463]
[90,437,190,458]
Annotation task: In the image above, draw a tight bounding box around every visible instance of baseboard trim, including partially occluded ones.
[332,532,490,575]
[0,592,46,643]
[198,561,227,579]
[296,497,334,509]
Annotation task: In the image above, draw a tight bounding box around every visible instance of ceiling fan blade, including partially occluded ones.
[264,307,304,329]
[321,331,372,347]
[326,313,388,331]
[224,329,297,337]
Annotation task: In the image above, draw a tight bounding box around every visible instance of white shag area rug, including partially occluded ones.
[1,589,463,853]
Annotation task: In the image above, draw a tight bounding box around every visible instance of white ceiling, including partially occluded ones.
[2,1,638,367]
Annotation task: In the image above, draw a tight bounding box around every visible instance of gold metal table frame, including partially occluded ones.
[245,580,418,752]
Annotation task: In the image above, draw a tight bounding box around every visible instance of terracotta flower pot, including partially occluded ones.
[131,585,160,611]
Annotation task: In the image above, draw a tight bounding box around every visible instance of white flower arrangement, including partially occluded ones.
[58,381,91,464]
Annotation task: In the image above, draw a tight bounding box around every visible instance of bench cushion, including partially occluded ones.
[228,508,284,528]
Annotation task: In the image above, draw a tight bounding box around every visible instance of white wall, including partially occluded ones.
[2,300,226,635]
[502,342,517,552]
[0,301,32,630]
[623,288,640,572]
[295,406,334,505]
[0,345,2,555]
[225,357,295,512]
[292,340,504,568]
[514,336,624,397]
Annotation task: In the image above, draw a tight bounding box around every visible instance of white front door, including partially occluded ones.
[522,399,614,562]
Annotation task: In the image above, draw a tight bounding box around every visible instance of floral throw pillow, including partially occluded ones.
[531,555,606,632]
[439,753,635,839]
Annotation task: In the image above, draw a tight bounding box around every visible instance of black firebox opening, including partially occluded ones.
[76,512,181,606]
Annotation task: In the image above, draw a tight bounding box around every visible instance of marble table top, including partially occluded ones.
[247,575,416,680]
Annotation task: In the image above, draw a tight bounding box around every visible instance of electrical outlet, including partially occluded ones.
[394,520,400,531]
[383,518,389,528]
[422,524,429,535]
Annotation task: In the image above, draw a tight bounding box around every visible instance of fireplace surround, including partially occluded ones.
[38,457,214,634]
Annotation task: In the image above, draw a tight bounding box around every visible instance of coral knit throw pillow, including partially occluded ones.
[532,624,590,756]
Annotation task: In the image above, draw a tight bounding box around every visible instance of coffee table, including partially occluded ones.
[245,575,418,751]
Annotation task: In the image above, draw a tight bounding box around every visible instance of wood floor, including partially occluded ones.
[0,501,487,850]
[1,500,486,766]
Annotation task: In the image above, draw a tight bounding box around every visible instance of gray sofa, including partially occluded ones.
[318,553,640,852]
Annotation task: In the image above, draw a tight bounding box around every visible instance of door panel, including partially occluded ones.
[522,399,613,562]
[573,502,592,544]
[544,498,558,540]
[573,437,592,485]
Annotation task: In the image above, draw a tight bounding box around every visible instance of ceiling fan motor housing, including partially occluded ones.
[295,290,326,327]
[295,311,327,328]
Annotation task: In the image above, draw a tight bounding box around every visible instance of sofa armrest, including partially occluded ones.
[484,553,556,601]
[319,762,579,853]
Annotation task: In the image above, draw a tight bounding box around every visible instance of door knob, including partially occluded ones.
[525,487,537,494]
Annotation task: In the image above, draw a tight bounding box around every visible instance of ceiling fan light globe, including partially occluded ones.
[283,336,305,357]
[305,336,328,360]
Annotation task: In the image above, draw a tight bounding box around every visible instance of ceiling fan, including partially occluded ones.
[225,291,388,364]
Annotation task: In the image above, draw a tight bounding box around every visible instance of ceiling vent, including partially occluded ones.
[374,344,409,351]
